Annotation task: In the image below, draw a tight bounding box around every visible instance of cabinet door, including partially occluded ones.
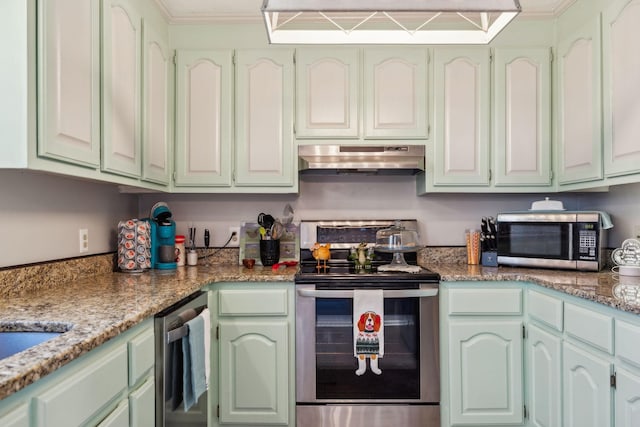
[296,48,359,138]
[563,342,612,427]
[174,50,233,187]
[616,369,640,427]
[528,324,562,427]
[37,0,100,168]
[363,48,428,139]
[603,0,640,178]
[97,400,129,427]
[102,0,142,178]
[433,48,491,186]
[235,49,295,187]
[557,18,603,185]
[141,22,171,186]
[129,378,155,427]
[448,320,524,425]
[218,319,289,425]
[493,48,551,187]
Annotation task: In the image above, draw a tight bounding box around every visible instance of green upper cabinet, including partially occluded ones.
[556,17,603,186]
[37,0,101,169]
[174,49,233,187]
[603,0,640,178]
[363,48,429,139]
[101,0,142,179]
[295,48,360,139]
[431,47,491,187]
[493,48,552,187]
[141,20,172,186]
[234,49,296,188]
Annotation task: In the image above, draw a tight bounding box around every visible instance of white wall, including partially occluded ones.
[0,170,137,268]
[139,176,635,249]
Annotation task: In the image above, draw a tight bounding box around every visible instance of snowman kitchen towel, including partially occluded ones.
[353,289,384,376]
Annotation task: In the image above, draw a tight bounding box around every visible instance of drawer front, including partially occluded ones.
[564,302,614,354]
[218,289,288,316]
[528,290,563,332]
[33,346,128,427]
[0,404,29,427]
[448,288,523,315]
[129,378,155,427]
[128,325,155,387]
[616,319,640,369]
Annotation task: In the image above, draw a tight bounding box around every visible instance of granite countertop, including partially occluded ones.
[0,264,296,401]
[2,260,640,402]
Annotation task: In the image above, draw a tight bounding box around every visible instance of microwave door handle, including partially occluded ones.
[296,288,438,299]
[568,223,574,260]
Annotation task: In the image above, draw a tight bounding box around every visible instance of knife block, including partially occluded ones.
[481,251,498,267]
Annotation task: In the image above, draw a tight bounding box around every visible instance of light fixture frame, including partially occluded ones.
[262,0,521,45]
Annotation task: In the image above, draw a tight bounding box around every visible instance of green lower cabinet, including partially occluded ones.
[563,342,613,427]
[210,282,295,427]
[448,320,524,425]
[218,320,289,425]
[527,324,562,427]
[129,377,155,427]
[615,368,640,427]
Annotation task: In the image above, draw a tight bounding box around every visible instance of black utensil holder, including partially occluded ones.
[260,239,280,266]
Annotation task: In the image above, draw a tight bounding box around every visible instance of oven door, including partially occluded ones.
[295,283,439,404]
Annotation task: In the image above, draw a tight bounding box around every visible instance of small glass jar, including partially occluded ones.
[175,235,186,266]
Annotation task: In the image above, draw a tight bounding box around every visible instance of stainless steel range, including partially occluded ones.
[295,220,441,427]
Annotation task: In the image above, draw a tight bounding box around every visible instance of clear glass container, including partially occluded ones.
[375,221,421,272]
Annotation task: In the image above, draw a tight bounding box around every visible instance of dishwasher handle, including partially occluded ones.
[297,288,438,299]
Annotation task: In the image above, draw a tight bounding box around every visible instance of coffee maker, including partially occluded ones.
[148,202,177,269]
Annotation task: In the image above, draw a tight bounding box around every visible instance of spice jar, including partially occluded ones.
[175,235,186,266]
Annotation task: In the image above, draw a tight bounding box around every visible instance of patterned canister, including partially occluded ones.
[117,219,151,272]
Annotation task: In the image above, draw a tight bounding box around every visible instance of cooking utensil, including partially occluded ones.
[271,221,284,240]
[271,260,298,271]
[258,212,275,230]
[188,227,196,250]
[204,229,210,248]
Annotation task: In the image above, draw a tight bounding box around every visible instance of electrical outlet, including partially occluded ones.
[79,229,89,253]
[228,226,241,247]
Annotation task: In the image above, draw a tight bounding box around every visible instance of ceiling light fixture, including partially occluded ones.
[262,0,521,45]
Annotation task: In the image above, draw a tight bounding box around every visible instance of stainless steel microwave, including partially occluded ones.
[496,211,609,271]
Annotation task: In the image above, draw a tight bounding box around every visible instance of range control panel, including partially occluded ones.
[577,222,599,260]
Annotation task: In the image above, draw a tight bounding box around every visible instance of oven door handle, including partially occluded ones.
[297,288,438,299]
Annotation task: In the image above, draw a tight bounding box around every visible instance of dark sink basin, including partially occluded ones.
[0,331,63,359]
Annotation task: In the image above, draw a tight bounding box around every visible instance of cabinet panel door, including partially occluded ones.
[603,0,640,177]
[449,320,523,425]
[102,0,142,178]
[528,325,562,427]
[141,22,171,185]
[433,48,490,186]
[129,378,155,427]
[616,369,640,427]
[174,50,233,186]
[557,18,603,184]
[363,48,428,139]
[562,342,612,427]
[97,400,129,427]
[219,320,289,425]
[493,48,551,186]
[296,48,359,138]
[235,49,295,187]
[37,0,100,168]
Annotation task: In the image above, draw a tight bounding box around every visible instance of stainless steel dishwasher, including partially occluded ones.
[155,290,209,427]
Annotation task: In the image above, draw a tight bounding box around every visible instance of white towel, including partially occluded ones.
[201,308,210,387]
[353,289,384,376]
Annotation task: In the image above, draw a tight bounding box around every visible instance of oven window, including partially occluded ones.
[315,297,420,400]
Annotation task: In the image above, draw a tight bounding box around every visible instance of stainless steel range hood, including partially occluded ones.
[298,144,425,175]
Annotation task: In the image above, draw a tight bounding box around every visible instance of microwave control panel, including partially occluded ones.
[576,222,599,260]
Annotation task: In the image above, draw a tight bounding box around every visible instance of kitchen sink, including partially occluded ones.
[0,323,72,360]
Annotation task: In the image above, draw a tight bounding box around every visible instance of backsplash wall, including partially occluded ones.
[2,170,637,269]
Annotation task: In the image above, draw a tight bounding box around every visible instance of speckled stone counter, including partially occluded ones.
[2,252,640,403]
[427,263,640,315]
[0,263,295,400]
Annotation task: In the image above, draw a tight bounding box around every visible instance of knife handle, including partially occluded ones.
[204,229,210,248]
